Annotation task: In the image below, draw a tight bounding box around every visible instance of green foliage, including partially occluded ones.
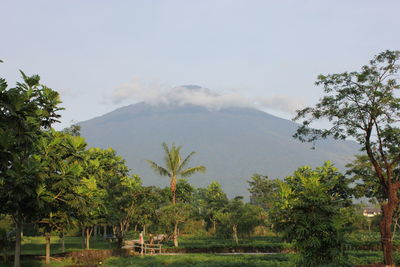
[0,71,63,266]
[270,163,352,266]
[146,143,205,204]
[194,181,228,232]
[0,72,62,218]
[35,131,87,233]
[157,203,192,233]
[293,50,400,265]
[215,197,266,243]
[175,179,195,203]
[294,50,400,146]
[248,174,280,211]
[61,124,81,136]
[347,155,387,203]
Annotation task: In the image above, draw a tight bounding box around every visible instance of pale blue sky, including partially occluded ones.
[1,0,399,129]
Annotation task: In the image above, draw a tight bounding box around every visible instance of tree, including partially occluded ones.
[157,203,192,247]
[347,155,400,238]
[0,72,62,267]
[195,182,228,234]
[215,197,265,244]
[74,148,109,250]
[104,174,142,248]
[175,179,195,204]
[146,143,205,205]
[133,186,168,237]
[36,130,87,263]
[293,50,400,266]
[270,163,351,266]
[248,174,280,211]
[62,124,81,136]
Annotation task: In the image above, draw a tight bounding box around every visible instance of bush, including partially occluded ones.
[270,163,352,266]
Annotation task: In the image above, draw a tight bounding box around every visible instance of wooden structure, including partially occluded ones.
[123,239,164,255]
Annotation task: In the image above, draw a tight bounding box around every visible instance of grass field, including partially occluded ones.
[105,254,296,267]
[5,232,398,256]
[1,233,399,266]
[3,236,116,256]
[162,235,291,250]
[101,251,399,267]
[1,251,398,267]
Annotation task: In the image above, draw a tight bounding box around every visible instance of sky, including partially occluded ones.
[1,0,399,130]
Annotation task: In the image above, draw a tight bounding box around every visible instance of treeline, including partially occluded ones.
[0,71,268,266]
[2,50,400,267]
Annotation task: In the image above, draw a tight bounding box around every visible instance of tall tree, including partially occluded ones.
[247,174,280,211]
[0,72,61,267]
[157,203,192,247]
[347,155,400,238]
[196,182,228,234]
[147,143,205,247]
[293,50,400,266]
[36,130,87,263]
[74,148,107,250]
[270,163,351,266]
[146,143,205,205]
[215,197,265,244]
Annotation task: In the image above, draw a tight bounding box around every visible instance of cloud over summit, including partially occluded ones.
[110,78,304,114]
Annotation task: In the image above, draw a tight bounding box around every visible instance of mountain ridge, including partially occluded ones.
[79,101,359,198]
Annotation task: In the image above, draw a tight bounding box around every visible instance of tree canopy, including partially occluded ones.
[293,50,400,266]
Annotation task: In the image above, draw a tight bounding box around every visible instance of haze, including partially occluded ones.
[1,0,399,129]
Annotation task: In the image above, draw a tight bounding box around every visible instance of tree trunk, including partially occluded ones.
[81,228,85,249]
[13,219,22,267]
[45,232,51,265]
[212,221,216,234]
[143,224,146,237]
[93,225,97,239]
[85,228,92,250]
[171,176,176,205]
[232,225,238,245]
[103,225,107,239]
[367,218,371,233]
[61,233,65,253]
[116,223,124,249]
[391,216,399,241]
[173,222,179,247]
[380,186,398,266]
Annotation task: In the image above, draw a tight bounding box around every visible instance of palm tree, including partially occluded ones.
[146,143,206,205]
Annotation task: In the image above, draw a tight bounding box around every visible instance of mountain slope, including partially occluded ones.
[79,102,359,198]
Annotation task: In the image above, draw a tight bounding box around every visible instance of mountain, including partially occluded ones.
[79,94,359,198]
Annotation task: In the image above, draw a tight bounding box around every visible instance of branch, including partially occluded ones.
[390,153,400,169]
[373,119,390,171]
[365,121,387,188]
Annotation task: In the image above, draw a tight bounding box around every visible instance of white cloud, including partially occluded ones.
[109,78,304,114]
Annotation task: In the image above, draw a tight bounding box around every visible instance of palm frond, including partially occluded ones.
[178,151,196,172]
[180,165,206,178]
[145,160,169,177]
[162,142,174,172]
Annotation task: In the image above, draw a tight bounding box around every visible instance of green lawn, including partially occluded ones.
[102,251,399,267]
[1,251,397,267]
[8,232,396,256]
[102,254,296,267]
[5,236,116,256]
[0,259,72,267]
[163,235,291,250]
[1,233,399,266]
